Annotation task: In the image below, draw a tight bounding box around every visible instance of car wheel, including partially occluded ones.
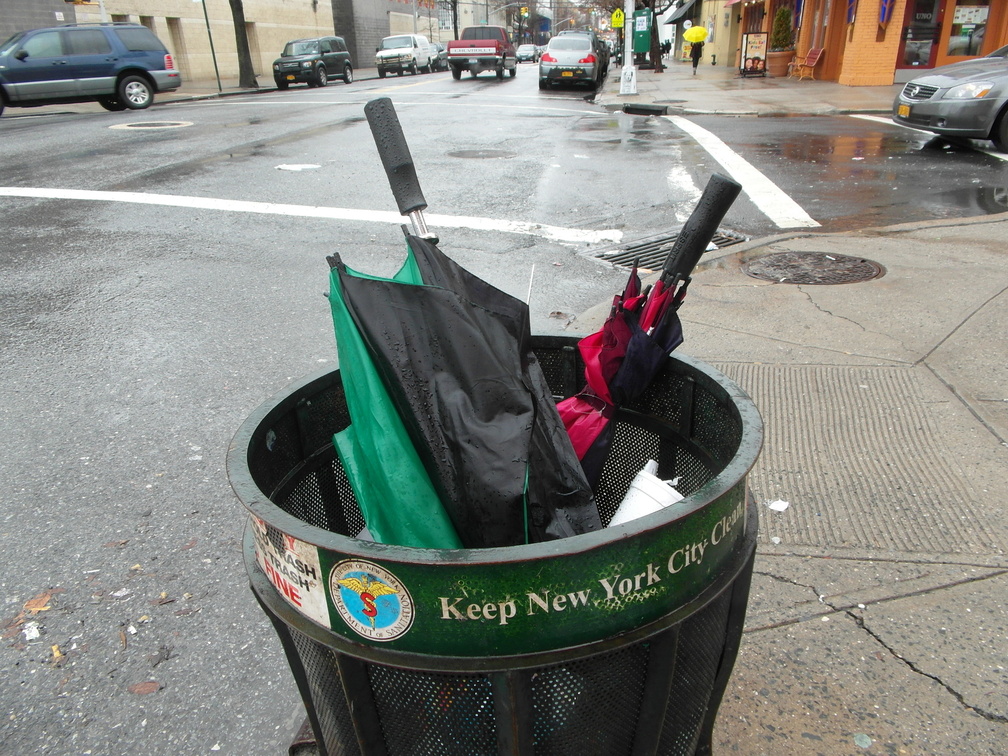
[117,75,153,110]
[274,79,289,90]
[378,69,386,79]
[496,62,505,80]
[509,65,516,78]
[316,65,328,87]
[98,96,127,111]
[451,65,461,80]
[994,109,1008,152]
[343,64,353,84]
[410,60,418,75]
[538,79,547,90]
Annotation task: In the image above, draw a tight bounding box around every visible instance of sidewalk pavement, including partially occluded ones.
[586,58,1008,754]
[172,65,1007,752]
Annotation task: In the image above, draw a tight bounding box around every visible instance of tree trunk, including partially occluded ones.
[648,1,664,73]
[228,0,259,89]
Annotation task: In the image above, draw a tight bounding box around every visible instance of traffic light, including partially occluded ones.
[521,6,529,17]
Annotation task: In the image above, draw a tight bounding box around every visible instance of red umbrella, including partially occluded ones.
[559,174,742,489]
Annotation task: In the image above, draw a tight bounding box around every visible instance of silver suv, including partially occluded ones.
[0,23,181,116]
[376,34,433,77]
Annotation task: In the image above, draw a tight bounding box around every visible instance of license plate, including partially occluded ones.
[562,71,573,77]
[286,75,296,81]
[898,104,910,117]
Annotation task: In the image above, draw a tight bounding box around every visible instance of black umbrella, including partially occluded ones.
[327,98,600,548]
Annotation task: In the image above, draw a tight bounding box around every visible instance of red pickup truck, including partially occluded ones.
[447,26,517,80]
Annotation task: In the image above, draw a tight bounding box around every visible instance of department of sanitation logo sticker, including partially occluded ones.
[329,560,414,641]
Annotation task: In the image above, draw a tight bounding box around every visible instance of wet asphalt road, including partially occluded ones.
[1,67,1004,755]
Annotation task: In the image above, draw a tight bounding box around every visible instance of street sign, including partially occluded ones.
[611,8,625,28]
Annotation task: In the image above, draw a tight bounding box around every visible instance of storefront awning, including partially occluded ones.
[723,0,744,6]
[665,0,698,23]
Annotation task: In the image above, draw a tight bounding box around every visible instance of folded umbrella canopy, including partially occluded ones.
[327,97,600,548]
[559,174,742,490]
[330,231,600,548]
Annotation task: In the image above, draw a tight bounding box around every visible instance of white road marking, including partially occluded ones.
[0,187,622,245]
[851,114,1008,161]
[665,115,820,228]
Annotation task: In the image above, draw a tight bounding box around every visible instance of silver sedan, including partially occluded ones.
[892,44,1008,150]
[538,34,601,91]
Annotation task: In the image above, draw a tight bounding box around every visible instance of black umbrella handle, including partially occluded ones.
[660,173,742,286]
[364,97,428,217]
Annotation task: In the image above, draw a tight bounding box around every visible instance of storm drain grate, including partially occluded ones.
[742,251,885,285]
[594,229,748,271]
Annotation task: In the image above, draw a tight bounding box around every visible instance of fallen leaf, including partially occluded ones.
[127,681,162,695]
[174,607,201,617]
[103,540,129,548]
[180,538,198,550]
[149,594,175,607]
[119,630,127,650]
[129,564,143,572]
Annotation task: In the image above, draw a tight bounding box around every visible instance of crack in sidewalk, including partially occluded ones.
[846,609,1008,724]
[752,568,1008,724]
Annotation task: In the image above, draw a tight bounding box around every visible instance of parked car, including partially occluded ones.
[516,44,539,63]
[272,36,353,89]
[538,33,603,90]
[557,28,609,76]
[0,22,180,116]
[376,34,433,77]
[892,44,1008,151]
[430,43,448,71]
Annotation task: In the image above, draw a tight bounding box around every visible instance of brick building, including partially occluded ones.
[673,0,1008,85]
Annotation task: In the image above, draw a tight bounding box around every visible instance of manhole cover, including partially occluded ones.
[446,149,516,159]
[109,121,192,130]
[742,251,885,284]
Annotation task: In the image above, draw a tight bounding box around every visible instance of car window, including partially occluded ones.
[986,44,1008,59]
[320,39,332,53]
[0,32,26,55]
[381,36,412,50]
[549,37,591,52]
[461,28,503,41]
[334,38,347,52]
[21,31,63,58]
[284,40,320,56]
[65,29,114,55]
[114,28,164,52]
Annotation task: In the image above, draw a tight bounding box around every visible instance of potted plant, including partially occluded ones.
[766,6,795,77]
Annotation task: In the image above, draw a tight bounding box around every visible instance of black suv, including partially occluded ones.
[272,36,353,89]
[0,23,181,116]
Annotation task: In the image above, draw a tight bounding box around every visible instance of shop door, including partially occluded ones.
[897,0,944,69]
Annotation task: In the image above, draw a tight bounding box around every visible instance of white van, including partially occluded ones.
[376,34,432,77]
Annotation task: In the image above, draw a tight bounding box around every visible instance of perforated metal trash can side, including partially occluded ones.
[228,335,763,756]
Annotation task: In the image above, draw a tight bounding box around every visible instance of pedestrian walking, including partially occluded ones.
[690,40,704,74]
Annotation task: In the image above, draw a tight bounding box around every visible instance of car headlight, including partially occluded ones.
[301,61,312,69]
[273,63,279,71]
[943,81,994,99]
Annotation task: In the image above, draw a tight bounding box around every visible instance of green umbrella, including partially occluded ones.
[328,248,463,549]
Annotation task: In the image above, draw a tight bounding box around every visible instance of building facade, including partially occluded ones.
[672,0,1008,85]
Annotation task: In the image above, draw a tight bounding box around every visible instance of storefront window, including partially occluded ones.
[946,1,988,56]
[900,0,941,67]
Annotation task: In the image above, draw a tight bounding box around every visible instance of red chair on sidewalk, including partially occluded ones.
[788,48,824,80]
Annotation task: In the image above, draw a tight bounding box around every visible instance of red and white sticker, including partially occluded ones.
[251,517,330,628]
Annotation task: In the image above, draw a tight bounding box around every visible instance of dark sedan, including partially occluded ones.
[892,44,1008,150]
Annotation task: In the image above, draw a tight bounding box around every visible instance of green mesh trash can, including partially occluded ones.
[227,334,763,756]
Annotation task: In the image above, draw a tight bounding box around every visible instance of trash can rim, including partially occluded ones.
[227,345,763,565]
